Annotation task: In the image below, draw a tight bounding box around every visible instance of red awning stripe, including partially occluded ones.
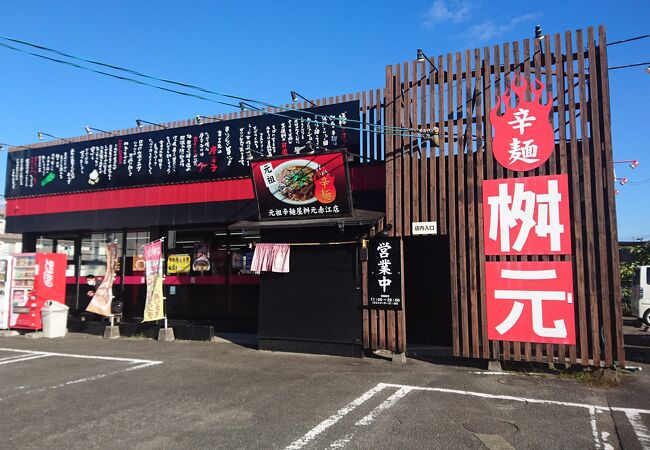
[6,165,385,217]
[6,179,255,216]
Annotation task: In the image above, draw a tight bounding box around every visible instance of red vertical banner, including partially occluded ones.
[483,174,571,255]
[485,261,575,345]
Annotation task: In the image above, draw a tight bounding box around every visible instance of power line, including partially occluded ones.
[609,62,650,71]
[606,34,650,46]
[0,35,414,135]
[0,40,423,140]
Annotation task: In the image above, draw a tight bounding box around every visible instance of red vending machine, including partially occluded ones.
[9,253,67,330]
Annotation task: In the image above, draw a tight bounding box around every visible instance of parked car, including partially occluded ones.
[631,265,650,325]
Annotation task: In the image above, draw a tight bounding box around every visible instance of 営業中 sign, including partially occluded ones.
[368,236,402,310]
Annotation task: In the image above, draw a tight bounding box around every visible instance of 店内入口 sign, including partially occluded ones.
[250,151,352,221]
[5,101,360,198]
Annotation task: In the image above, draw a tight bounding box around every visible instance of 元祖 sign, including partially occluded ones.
[489,75,553,172]
[251,151,352,221]
[485,261,575,345]
[368,237,402,310]
[483,174,571,255]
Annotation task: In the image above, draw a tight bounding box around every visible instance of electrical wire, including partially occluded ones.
[606,34,650,46]
[0,40,423,141]
[609,62,650,71]
[0,35,415,135]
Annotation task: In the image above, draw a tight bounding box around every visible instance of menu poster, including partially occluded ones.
[192,243,211,274]
[6,101,360,198]
[251,151,352,221]
[86,243,117,317]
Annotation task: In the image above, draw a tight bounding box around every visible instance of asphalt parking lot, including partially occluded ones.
[0,333,648,450]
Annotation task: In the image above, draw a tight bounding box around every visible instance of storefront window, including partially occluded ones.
[36,237,53,253]
[126,231,150,257]
[80,232,123,277]
[56,239,76,277]
[166,228,259,276]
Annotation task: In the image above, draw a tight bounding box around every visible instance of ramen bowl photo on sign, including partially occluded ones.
[271,159,321,205]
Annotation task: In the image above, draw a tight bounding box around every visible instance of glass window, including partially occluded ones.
[126,231,150,257]
[56,239,76,277]
[56,240,75,259]
[36,237,53,253]
[80,232,123,277]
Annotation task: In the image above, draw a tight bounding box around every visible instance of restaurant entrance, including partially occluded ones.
[403,236,452,347]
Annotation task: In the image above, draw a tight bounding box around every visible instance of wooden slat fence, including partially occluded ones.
[381,25,624,366]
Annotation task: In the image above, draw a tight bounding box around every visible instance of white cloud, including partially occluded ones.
[466,13,540,42]
[422,0,473,28]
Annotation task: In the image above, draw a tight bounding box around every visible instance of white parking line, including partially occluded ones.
[285,384,387,450]
[0,348,162,365]
[286,382,650,450]
[0,354,51,365]
[0,347,162,402]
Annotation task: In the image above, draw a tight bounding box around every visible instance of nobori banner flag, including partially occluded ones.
[86,243,117,317]
[251,151,352,221]
[368,237,403,310]
[142,240,165,323]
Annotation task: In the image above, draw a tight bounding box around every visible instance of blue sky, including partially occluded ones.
[0,0,648,240]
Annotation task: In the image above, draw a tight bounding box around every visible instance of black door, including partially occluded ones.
[258,243,363,357]
[403,236,452,346]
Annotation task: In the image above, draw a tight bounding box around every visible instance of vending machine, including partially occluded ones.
[0,258,12,329]
[9,253,67,330]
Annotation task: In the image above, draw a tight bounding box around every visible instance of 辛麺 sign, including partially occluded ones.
[412,221,437,235]
[368,236,402,310]
[5,101,360,198]
[250,151,352,221]
[489,75,553,172]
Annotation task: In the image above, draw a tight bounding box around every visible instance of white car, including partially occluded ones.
[631,265,650,325]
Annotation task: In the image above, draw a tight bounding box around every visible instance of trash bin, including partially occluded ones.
[41,301,69,338]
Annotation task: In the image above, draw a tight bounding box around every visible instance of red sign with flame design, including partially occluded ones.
[489,76,554,171]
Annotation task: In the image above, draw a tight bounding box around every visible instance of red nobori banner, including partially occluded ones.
[489,75,554,172]
[251,151,352,221]
[485,261,575,345]
[483,174,571,255]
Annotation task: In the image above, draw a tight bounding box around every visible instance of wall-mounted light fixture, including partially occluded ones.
[290,90,317,107]
[136,119,167,130]
[239,101,262,112]
[416,49,439,73]
[85,126,115,136]
[37,131,72,143]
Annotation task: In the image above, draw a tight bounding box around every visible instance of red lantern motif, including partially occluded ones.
[489,75,554,172]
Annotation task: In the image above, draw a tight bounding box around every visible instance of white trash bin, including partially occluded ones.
[41,301,69,338]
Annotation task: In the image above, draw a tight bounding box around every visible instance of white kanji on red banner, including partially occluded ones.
[485,261,575,345]
[483,174,571,255]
